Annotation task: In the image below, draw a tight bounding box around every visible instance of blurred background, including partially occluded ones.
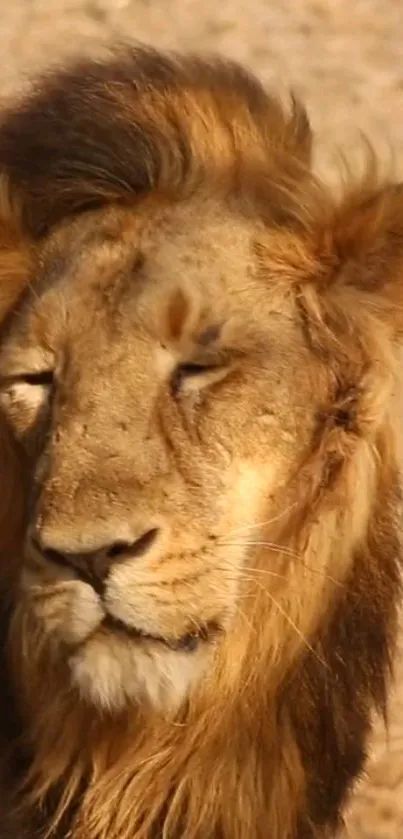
[0,0,402,835]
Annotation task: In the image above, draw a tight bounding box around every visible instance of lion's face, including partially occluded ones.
[0,196,323,711]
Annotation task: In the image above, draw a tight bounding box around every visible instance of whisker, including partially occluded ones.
[26,280,41,302]
[215,564,288,584]
[239,568,288,582]
[247,578,328,668]
[221,540,299,559]
[240,563,345,589]
[219,503,298,540]
[233,602,257,636]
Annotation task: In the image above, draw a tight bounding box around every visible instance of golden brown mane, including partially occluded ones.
[0,45,311,237]
[0,45,402,839]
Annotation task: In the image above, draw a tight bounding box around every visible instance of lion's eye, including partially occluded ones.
[177,362,214,378]
[0,368,55,435]
[171,362,226,396]
[16,371,54,387]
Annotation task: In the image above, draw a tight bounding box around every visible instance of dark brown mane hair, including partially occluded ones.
[0,45,311,238]
[0,44,402,839]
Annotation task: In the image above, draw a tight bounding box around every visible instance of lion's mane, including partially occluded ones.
[0,46,402,839]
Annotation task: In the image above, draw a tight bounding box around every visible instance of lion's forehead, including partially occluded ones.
[1,200,294,368]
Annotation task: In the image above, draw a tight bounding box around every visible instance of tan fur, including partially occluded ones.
[0,47,402,839]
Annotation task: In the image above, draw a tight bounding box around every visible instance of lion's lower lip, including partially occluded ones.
[102,615,208,652]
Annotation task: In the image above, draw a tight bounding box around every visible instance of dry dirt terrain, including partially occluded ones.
[0,0,402,836]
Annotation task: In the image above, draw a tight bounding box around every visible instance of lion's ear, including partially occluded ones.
[319,179,403,338]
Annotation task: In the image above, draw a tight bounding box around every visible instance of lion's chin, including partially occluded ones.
[19,576,221,711]
[102,614,212,653]
[68,622,211,712]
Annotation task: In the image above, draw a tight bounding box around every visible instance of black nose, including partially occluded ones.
[32,528,160,594]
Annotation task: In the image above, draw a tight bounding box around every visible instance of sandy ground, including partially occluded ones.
[0,1,402,836]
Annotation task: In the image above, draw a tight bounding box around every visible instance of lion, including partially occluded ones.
[0,45,402,839]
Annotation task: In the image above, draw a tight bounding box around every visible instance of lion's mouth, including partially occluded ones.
[102,615,220,652]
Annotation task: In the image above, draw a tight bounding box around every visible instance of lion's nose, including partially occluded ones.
[31,528,160,594]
